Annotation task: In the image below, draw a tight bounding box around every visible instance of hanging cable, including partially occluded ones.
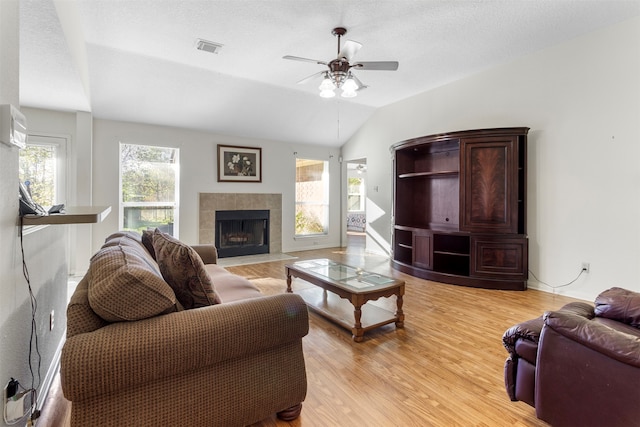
[18,217,42,424]
[528,267,586,290]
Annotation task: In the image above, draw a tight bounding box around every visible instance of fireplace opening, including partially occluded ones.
[215,210,269,258]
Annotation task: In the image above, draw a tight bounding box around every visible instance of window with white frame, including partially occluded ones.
[347,176,365,212]
[18,135,67,207]
[295,158,329,236]
[119,143,179,237]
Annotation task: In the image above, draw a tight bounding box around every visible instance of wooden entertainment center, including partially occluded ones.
[391,127,529,290]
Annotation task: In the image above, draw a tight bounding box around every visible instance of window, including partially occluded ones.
[347,177,365,212]
[295,158,329,236]
[19,135,67,207]
[119,143,179,236]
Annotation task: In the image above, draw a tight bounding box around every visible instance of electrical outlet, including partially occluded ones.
[49,310,54,331]
[582,262,590,273]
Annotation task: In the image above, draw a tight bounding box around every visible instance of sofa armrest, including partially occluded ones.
[502,316,544,355]
[190,244,218,264]
[543,309,640,367]
[61,293,308,401]
[502,303,593,355]
[557,301,596,319]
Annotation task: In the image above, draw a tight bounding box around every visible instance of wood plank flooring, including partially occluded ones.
[41,237,581,426]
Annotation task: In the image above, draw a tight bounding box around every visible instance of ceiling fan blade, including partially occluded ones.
[283,55,327,66]
[353,61,399,71]
[338,40,362,62]
[350,73,368,91]
[296,71,324,85]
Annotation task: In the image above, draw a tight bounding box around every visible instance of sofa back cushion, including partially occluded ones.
[595,287,640,328]
[152,229,220,309]
[88,237,179,322]
[67,273,109,338]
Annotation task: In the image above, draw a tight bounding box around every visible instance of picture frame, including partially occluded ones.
[217,144,262,182]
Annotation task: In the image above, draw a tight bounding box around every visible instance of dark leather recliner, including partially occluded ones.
[503,287,640,427]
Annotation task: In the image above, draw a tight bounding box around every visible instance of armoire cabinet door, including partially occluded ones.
[413,230,432,269]
[460,137,519,233]
[471,236,528,280]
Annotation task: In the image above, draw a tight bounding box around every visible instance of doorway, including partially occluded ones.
[346,159,366,249]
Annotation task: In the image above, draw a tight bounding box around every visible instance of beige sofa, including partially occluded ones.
[60,230,309,427]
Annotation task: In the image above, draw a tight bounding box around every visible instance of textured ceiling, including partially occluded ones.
[19,0,640,146]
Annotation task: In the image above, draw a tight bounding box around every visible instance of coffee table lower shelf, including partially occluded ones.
[296,287,401,341]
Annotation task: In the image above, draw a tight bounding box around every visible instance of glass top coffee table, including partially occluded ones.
[285,259,405,342]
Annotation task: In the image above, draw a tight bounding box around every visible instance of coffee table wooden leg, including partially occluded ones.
[395,294,405,328]
[352,304,364,342]
[286,270,293,293]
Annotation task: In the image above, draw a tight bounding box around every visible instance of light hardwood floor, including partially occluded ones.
[41,236,581,426]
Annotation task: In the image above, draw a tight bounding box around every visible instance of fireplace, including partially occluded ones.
[215,210,269,258]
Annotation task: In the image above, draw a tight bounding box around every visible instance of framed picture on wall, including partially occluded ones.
[217,144,262,182]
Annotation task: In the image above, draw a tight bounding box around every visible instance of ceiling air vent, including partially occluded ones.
[195,39,223,54]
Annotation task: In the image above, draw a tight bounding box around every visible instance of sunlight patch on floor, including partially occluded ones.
[217,253,298,267]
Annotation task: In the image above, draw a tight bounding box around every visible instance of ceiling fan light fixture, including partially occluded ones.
[319,73,336,97]
[341,74,358,97]
[342,75,358,91]
[341,88,357,98]
[284,27,398,99]
[320,89,336,98]
[319,75,336,91]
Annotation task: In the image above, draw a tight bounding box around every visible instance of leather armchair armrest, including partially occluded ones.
[191,244,218,264]
[556,301,595,319]
[502,302,595,356]
[503,316,543,355]
[543,309,640,367]
[61,293,309,401]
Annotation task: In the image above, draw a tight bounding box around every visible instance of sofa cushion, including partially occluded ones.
[67,273,108,337]
[104,230,143,244]
[152,230,219,308]
[595,287,640,328]
[88,245,178,322]
[204,264,262,303]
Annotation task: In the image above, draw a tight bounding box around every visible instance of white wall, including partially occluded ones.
[342,17,640,301]
[91,119,342,254]
[1,3,69,424]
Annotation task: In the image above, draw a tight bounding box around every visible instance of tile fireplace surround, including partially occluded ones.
[199,193,282,254]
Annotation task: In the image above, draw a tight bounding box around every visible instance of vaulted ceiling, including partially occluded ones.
[19,0,640,146]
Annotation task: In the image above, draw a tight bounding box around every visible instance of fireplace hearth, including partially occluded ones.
[215,210,269,258]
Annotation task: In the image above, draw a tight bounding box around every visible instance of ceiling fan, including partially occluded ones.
[283,27,399,98]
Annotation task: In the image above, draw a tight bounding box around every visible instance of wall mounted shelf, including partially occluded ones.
[21,206,111,226]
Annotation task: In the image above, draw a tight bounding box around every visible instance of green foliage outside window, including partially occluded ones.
[19,145,56,206]
[295,209,325,235]
[121,145,176,203]
[121,144,178,235]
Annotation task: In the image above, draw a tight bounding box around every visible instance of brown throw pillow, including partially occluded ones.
[152,230,219,309]
[141,229,157,260]
[88,245,178,322]
[594,287,640,327]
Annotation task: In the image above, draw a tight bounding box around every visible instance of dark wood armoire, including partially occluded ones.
[391,127,528,290]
